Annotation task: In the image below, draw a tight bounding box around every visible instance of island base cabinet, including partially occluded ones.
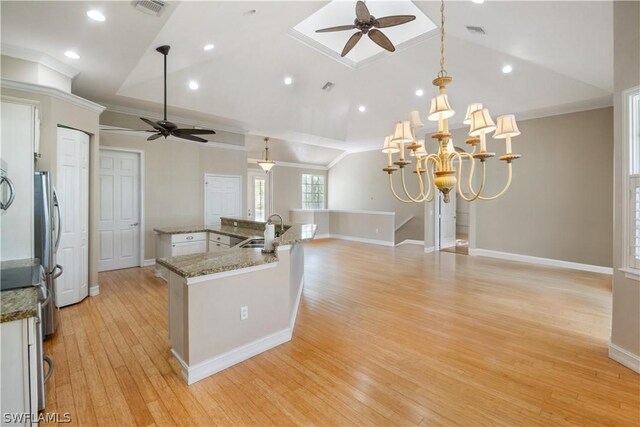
[155,233,207,281]
[1,318,38,426]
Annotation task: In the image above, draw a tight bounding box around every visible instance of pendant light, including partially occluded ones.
[257,137,275,172]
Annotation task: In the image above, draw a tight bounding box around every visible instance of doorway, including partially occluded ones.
[204,174,242,225]
[436,192,470,255]
[247,170,271,222]
[98,148,143,272]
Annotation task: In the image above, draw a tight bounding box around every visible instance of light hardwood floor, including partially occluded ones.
[42,239,639,426]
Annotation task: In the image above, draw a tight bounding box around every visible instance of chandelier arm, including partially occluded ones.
[423,157,438,203]
[388,173,418,203]
[400,167,428,202]
[421,157,433,200]
[476,162,513,201]
[453,152,484,202]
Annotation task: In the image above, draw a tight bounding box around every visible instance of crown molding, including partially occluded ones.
[248,158,328,171]
[100,125,247,151]
[0,79,105,113]
[101,103,247,135]
[326,151,351,169]
[1,44,79,79]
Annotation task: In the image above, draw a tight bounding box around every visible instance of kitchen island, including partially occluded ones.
[154,218,316,384]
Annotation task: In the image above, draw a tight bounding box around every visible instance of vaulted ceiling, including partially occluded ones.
[1,1,613,160]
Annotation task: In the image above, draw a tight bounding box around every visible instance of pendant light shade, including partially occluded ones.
[427,94,455,121]
[382,135,400,153]
[469,108,496,136]
[494,115,521,139]
[463,103,483,125]
[257,137,276,172]
[391,121,413,144]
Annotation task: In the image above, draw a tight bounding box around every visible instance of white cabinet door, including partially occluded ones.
[56,127,89,307]
[0,100,35,261]
[205,175,241,226]
[98,150,141,272]
[172,241,207,256]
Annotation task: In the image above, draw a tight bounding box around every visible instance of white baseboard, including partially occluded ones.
[290,276,304,332]
[396,239,424,247]
[469,248,613,275]
[89,286,100,297]
[608,342,640,373]
[172,327,292,385]
[143,258,156,267]
[424,246,435,253]
[325,234,394,247]
[314,234,331,240]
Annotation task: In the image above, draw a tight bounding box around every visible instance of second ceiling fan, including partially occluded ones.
[316,1,416,57]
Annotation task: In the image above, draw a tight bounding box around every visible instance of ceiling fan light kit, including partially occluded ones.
[137,45,216,143]
[382,0,522,204]
[315,1,416,57]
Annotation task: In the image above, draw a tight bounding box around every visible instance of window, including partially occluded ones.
[626,90,640,271]
[302,174,325,210]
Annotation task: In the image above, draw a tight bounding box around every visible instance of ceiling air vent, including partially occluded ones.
[465,25,486,35]
[133,0,167,16]
[322,82,335,92]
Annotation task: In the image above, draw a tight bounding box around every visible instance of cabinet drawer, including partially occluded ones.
[171,232,207,244]
[171,241,207,256]
[208,232,231,245]
[209,241,230,252]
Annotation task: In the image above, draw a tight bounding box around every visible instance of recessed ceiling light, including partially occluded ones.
[471,0,485,4]
[64,51,80,59]
[188,81,199,90]
[284,76,293,85]
[502,65,513,74]
[415,89,424,97]
[86,10,106,21]
[203,44,214,51]
[358,105,366,112]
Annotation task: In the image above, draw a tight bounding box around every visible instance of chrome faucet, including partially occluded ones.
[267,214,284,236]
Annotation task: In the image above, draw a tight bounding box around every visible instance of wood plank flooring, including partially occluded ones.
[42,239,639,426]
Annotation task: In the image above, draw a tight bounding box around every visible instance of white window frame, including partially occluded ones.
[301,174,325,210]
[622,86,640,280]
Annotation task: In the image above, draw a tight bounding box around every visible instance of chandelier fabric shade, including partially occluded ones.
[494,115,521,138]
[380,0,522,204]
[427,94,455,121]
[469,108,497,136]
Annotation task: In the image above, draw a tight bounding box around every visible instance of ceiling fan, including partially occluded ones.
[113,45,216,143]
[315,1,416,57]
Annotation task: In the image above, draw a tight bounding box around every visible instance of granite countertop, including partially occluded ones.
[155,219,317,279]
[0,288,39,323]
[0,258,42,323]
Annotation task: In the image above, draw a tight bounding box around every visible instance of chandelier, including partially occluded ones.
[257,137,275,172]
[382,0,521,203]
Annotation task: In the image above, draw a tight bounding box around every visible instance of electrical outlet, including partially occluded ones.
[234,221,238,227]
[240,306,248,320]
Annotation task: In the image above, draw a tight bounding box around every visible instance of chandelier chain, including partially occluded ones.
[439,0,447,77]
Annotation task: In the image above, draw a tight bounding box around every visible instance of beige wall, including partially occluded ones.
[327,150,424,243]
[1,55,72,92]
[100,112,248,260]
[248,163,327,217]
[611,1,640,361]
[448,107,614,267]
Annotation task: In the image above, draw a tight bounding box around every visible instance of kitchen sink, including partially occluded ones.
[239,238,265,249]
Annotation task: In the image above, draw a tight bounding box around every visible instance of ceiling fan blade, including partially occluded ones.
[147,133,162,141]
[172,132,208,143]
[374,15,416,28]
[341,31,363,57]
[140,117,164,131]
[316,24,357,33]
[368,29,395,52]
[355,1,370,21]
[173,128,216,135]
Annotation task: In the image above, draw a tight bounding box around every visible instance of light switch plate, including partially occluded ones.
[240,306,248,320]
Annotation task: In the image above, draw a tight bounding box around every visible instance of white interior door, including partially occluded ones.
[56,127,89,307]
[205,175,241,225]
[247,170,270,222]
[98,150,141,272]
[439,192,457,249]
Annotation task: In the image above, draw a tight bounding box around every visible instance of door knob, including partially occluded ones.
[131,222,139,226]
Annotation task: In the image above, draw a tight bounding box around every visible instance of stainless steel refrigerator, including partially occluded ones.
[34,171,62,337]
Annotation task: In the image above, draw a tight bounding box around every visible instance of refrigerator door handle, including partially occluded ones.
[0,175,16,210]
[53,188,62,251]
[51,264,63,280]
